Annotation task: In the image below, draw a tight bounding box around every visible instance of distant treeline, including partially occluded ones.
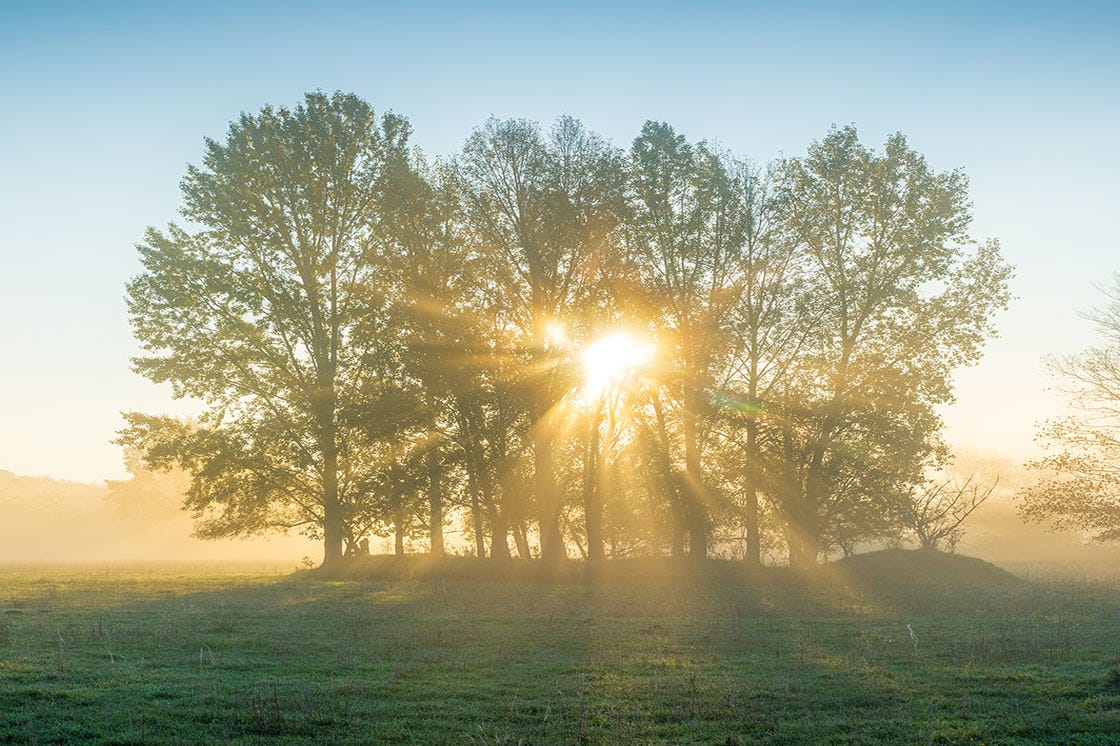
[120,91,1012,569]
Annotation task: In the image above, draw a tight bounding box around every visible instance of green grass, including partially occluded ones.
[2,553,1120,744]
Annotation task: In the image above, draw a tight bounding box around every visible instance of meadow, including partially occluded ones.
[2,552,1119,744]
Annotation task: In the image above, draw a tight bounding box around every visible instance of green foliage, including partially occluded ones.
[123,93,1012,567]
[628,122,755,558]
[454,115,633,563]
[1023,276,1120,541]
[762,126,1013,565]
[105,447,192,525]
[123,92,413,560]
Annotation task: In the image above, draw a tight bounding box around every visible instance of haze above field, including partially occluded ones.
[1,0,1118,482]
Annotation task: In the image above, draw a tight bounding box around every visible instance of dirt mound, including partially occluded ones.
[830,549,1023,591]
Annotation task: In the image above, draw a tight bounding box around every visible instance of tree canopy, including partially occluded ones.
[1021,277,1120,541]
[124,91,1012,568]
[122,91,413,566]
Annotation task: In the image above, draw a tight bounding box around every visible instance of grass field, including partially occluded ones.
[2,552,1120,744]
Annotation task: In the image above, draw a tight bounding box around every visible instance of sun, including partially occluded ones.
[580,331,655,401]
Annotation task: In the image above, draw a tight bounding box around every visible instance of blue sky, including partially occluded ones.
[1,0,1118,481]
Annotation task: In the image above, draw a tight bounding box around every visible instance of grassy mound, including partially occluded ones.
[314,552,1025,595]
[308,554,769,585]
[830,548,1023,592]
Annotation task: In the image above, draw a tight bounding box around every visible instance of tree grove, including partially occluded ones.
[123,92,1012,568]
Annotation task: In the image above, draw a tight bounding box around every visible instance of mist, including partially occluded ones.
[0,469,315,565]
[4,445,1117,570]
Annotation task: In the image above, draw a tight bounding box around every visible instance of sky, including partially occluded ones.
[1,0,1118,483]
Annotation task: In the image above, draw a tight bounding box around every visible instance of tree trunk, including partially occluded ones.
[464,460,486,558]
[790,353,847,569]
[489,476,511,561]
[532,316,565,566]
[608,464,619,558]
[490,511,511,560]
[790,528,819,569]
[534,417,564,564]
[651,394,686,560]
[783,522,797,567]
[642,432,663,555]
[393,499,405,558]
[428,445,444,557]
[473,442,510,561]
[744,416,762,565]
[671,525,686,559]
[584,399,605,567]
[792,430,829,569]
[322,444,343,568]
[786,490,820,569]
[315,263,344,570]
[682,393,707,560]
[316,386,343,569]
[513,519,532,560]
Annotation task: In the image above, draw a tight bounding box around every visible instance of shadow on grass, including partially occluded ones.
[2,554,1120,743]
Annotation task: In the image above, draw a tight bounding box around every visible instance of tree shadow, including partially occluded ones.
[1,558,1118,743]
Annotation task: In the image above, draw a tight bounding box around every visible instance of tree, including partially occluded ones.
[577,333,656,568]
[377,155,472,557]
[456,116,629,564]
[629,123,750,559]
[106,446,192,526]
[121,91,412,568]
[769,126,1012,567]
[1022,276,1120,541]
[449,352,534,561]
[903,475,997,551]
[717,161,815,564]
[120,98,1012,568]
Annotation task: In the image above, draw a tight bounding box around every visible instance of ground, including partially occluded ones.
[2,552,1119,744]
